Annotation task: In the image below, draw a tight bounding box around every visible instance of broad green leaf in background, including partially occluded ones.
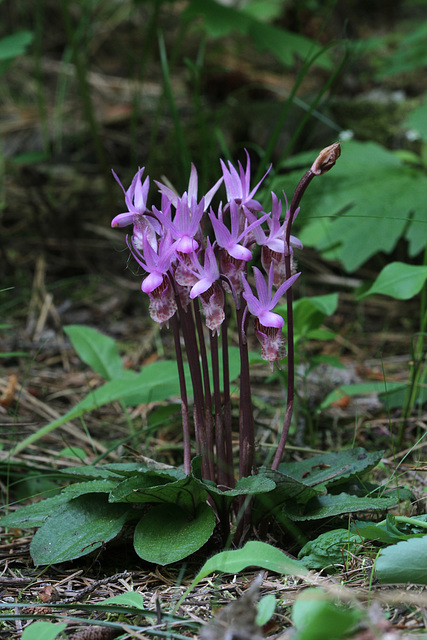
[321,382,406,410]
[405,95,427,141]
[359,262,427,300]
[30,494,131,565]
[292,588,360,640]
[274,140,427,271]
[375,535,427,584]
[277,293,339,341]
[375,22,427,78]
[133,502,215,565]
[12,361,189,455]
[21,621,68,640]
[64,325,124,380]
[184,0,330,68]
[13,324,243,455]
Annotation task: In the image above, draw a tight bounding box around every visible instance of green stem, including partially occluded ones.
[376,516,427,529]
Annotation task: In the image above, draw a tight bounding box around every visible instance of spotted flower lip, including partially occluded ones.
[111,167,150,228]
[242,265,301,328]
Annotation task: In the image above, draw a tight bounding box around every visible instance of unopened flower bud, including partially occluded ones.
[311,142,341,175]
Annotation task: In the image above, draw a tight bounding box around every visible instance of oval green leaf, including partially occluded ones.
[30,494,131,565]
[134,502,215,565]
[359,262,427,300]
[376,535,427,584]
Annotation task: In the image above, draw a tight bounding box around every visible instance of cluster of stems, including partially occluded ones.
[111,144,340,487]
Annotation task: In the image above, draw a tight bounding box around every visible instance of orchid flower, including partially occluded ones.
[220,150,270,212]
[209,201,269,262]
[155,163,223,212]
[111,167,159,251]
[246,192,303,285]
[188,240,225,334]
[242,265,300,365]
[154,193,205,254]
[128,231,177,325]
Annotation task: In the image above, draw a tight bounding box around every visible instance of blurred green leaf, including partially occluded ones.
[321,381,406,410]
[256,594,277,626]
[292,588,360,640]
[359,262,427,300]
[184,0,330,68]
[64,325,124,380]
[21,621,67,640]
[405,95,427,142]
[276,141,427,271]
[0,31,33,61]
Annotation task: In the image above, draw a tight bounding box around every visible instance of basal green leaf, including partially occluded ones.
[181,541,308,602]
[110,473,206,511]
[279,448,383,489]
[64,325,124,380]
[287,492,396,521]
[30,494,131,565]
[134,502,215,565]
[0,494,72,528]
[360,262,427,300]
[62,479,120,498]
[298,529,362,570]
[253,469,320,524]
[376,535,427,584]
[352,518,412,544]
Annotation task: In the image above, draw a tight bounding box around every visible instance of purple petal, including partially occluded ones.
[141,271,163,293]
[227,244,252,261]
[111,212,135,228]
[258,310,285,329]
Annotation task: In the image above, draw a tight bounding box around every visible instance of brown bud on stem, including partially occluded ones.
[311,142,341,175]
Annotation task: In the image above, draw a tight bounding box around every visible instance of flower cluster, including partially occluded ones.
[111,152,302,366]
